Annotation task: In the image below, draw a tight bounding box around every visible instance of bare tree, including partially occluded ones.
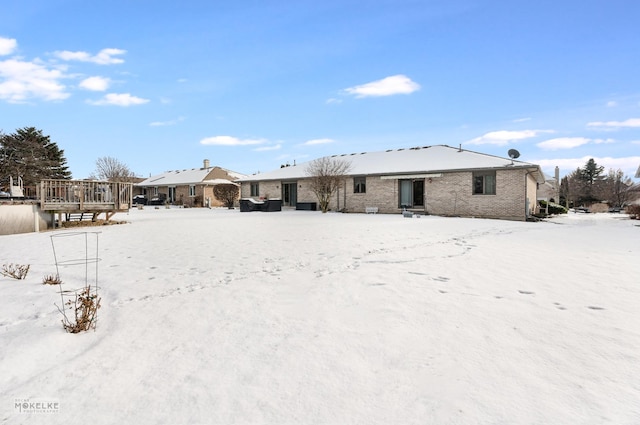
[91,156,136,182]
[305,157,352,213]
[598,168,635,207]
[560,170,584,208]
[213,184,239,209]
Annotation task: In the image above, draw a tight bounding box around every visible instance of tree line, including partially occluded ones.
[559,158,635,208]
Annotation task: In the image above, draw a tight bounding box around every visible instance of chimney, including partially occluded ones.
[203,159,210,169]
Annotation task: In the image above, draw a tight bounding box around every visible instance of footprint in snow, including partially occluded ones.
[553,302,567,310]
[518,290,535,295]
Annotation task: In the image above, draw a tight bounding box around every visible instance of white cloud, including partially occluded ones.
[343,74,420,98]
[536,137,590,150]
[536,137,616,151]
[0,37,17,56]
[254,144,282,152]
[149,117,185,127]
[593,138,615,145]
[88,93,149,106]
[302,138,335,146]
[79,76,110,91]
[606,101,618,107]
[587,118,640,129]
[468,129,552,146]
[55,48,126,65]
[0,58,69,102]
[199,136,266,146]
[512,117,531,123]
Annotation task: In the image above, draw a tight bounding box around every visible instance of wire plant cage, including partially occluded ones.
[50,231,102,333]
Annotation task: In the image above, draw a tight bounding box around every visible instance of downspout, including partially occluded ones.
[343,179,347,212]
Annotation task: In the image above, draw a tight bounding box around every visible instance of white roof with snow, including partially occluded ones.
[137,167,246,187]
[238,145,544,182]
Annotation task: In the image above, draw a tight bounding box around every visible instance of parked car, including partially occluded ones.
[132,195,148,205]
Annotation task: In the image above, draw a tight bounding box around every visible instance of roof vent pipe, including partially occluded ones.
[203,159,210,169]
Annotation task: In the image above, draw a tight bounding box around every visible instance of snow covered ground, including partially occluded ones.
[1,207,638,424]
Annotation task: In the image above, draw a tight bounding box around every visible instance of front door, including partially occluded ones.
[282,182,297,207]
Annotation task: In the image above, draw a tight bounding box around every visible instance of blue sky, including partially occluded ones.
[1,0,639,180]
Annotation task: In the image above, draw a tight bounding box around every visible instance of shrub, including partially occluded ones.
[627,205,640,220]
[539,200,568,215]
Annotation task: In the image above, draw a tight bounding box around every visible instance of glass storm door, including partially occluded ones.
[399,179,424,208]
[282,182,297,206]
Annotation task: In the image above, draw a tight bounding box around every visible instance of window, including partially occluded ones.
[250,182,259,197]
[354,177,366,194]
[399,179,424,207]
[189,185,196,197]
[473,171,496,195]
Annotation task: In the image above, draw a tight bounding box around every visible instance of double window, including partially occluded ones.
[189,185,196,197]
[473,171,496,195]
[353,177,366,194]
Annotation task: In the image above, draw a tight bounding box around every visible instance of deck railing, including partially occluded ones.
[39,179,132,212]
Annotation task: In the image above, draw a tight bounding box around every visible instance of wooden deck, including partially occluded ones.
[39,179,133,222]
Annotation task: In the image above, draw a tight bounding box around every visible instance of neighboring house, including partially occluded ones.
[237,145,545,221]
[537,167,560,213]
[136,160,247,207]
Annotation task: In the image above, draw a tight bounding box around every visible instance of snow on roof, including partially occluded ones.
[238,145,544,182]
[137,167,246,186]
[203,179,239,186]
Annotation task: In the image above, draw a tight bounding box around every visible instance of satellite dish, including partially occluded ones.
[508,149,520,159]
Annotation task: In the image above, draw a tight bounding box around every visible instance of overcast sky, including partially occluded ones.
[1,0,639,180]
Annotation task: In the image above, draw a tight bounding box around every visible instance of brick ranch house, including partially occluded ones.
[136,160,247,207]
[237,145,546,221]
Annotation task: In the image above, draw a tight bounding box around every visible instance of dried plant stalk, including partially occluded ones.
[1,263,30,280]
[58,286,101,333]
[42,274,62,285]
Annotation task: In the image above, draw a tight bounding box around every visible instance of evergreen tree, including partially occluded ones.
[0,127,71,188]
[577,158,604,205]
[579,158,604,185]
